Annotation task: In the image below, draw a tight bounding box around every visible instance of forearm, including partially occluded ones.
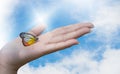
[0,67,17,74]
[0,51,18,74]
[0,61,17,74]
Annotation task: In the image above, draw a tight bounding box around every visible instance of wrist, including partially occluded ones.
[0,65,17,74]
[0,52,18,74]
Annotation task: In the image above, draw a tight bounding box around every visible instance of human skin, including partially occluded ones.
[0,23,94,74]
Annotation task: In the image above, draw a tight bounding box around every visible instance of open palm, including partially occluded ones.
[0,23,93,70]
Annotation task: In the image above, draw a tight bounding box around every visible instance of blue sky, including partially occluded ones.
[0,0,120,74]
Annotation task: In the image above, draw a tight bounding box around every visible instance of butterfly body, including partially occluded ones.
[20,32,38,46]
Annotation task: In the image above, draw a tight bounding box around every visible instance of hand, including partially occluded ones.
[0,23,93,74]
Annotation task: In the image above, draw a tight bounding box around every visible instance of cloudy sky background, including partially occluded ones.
[0,0,120,74]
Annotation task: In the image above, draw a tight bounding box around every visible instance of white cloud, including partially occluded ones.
[99,49,120,74]
[0,0,19,48]
[92,3,120,42]
[18,48,120,74]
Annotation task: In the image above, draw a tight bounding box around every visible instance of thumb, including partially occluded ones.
[29,24,46,36]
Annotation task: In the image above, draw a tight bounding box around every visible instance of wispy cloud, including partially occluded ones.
[18,48,120,74]
[0,0,19,48]
[92,3,120,43]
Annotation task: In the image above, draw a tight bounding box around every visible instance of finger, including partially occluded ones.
[28,24,46,36]
[51,23,93,37]
[20,39,78,61]
[44,39,79,54]
[50,27,91,43]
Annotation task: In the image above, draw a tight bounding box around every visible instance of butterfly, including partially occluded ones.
[20,32,38,46]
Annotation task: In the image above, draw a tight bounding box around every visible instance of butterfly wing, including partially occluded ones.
[20,32,38,46]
